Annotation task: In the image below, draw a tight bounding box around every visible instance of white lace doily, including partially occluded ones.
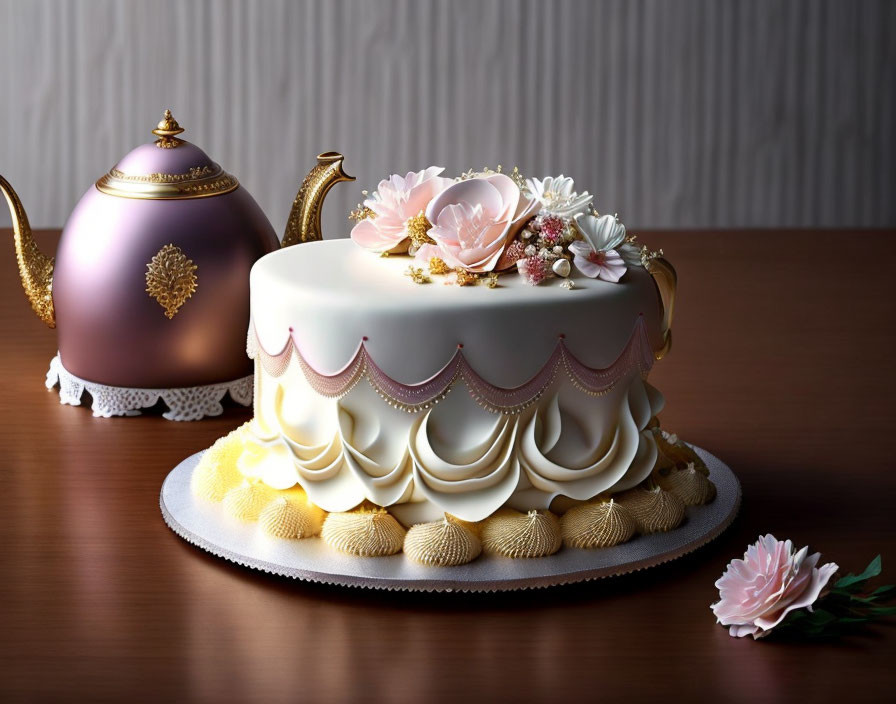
[45,354,253,421]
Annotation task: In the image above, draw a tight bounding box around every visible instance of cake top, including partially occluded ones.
[347,166,663,289]
[250,239,664,386]
[249,165,672,386]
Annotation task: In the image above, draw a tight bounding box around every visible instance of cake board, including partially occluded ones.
[160,445,741,592]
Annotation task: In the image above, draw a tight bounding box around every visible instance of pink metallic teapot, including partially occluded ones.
[1,110,353,418]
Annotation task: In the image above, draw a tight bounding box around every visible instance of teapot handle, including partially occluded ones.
[645,256,676,360]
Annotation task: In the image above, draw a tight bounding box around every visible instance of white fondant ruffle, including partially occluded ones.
[239,352,665,519]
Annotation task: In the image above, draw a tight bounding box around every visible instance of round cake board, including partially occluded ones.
[160,446,741,593]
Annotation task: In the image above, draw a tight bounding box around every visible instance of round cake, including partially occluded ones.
[191,167,713,564]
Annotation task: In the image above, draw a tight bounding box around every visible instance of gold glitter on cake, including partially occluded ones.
[508,166,526,190]
[560,499,637,549]
[484,272,500,288]
[428,257,451,275]
[405,211,434,249]
[403,515,482,566]
[349,204,375,222]
[454,268,479,286]
[481,509,562,558]
[321,507,406,556]
[617,485,686,534]
[405,266,431,284]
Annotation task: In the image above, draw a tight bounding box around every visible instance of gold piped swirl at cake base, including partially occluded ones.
[259,488,327,539]
[561,498,637,549]
[191,423,251,502]
[321,506,407,556]
[222,481,278,522]
[403,515,482,566]
[189,422,713,560]
[657,464,717,506]
[617,485,686,534]
[652,427,708,474]
[481,509,562,558]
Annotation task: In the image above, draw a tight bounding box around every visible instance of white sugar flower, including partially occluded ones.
[569,213,628,282]
[526,175,593,218]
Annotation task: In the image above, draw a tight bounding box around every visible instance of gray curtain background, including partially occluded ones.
[1,0,894,233]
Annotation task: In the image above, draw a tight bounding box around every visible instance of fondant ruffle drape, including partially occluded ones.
[249,316,654,415]
[240,325,664,521]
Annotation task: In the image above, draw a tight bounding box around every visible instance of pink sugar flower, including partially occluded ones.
[351,167,453,253]
[712,534,839,639]
[420,174,539,273]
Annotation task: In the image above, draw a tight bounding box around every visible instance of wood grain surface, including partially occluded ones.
[1,229,894,703]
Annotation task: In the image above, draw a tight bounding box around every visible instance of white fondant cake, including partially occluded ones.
[192,167,710,565]
[242,238,665,523]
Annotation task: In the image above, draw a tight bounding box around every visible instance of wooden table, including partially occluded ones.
[1,229,894,703]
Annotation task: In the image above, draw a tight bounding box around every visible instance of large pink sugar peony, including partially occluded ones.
[351,167,452,253]
[420,174,538,273]
[712,534,839,638]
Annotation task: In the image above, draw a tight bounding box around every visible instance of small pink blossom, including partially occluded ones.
[712,534,839,639]
[351,167,452,253]
[568,241,626,282]
[420,174,538,273]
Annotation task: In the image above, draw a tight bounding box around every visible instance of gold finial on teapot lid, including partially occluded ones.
[152,109,185,148]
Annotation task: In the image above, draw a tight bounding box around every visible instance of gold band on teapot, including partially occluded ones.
[96,165,239,200]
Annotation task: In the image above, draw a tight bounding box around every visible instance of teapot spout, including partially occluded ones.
[0,176,55,328]
[282,152,355,247]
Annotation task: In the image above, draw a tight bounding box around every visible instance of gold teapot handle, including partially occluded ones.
[645,256,676,360]
[282,152,355,247]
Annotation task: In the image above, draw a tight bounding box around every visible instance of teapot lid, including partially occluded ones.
[95,110,239,200]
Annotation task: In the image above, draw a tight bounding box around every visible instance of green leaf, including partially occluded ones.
[870,584,895,598]
[868,605,896,616]
[807,608,837,625]
[835,555,882,589]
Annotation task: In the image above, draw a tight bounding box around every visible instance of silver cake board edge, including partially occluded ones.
[160,445,741,593]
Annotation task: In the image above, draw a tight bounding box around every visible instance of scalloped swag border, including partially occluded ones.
[248,317,655,415]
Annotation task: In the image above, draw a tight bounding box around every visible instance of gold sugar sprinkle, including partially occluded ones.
[455,268,479,286]
[405,266,431,284]
[428,257,451,275]
[406,211,434,248]
[349,204,375,222]
[484,272,500,288]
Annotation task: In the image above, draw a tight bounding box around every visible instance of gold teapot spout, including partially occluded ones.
[0,175,55,327]
[282,152,355,247]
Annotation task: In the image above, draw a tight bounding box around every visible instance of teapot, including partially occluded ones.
[1,110,353,416]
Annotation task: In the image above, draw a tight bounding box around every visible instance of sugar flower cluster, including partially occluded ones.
[350,166,645,286]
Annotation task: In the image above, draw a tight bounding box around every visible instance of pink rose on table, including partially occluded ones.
[351,167,452,253]
[418,174,538,273]
[712,534,839,639]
